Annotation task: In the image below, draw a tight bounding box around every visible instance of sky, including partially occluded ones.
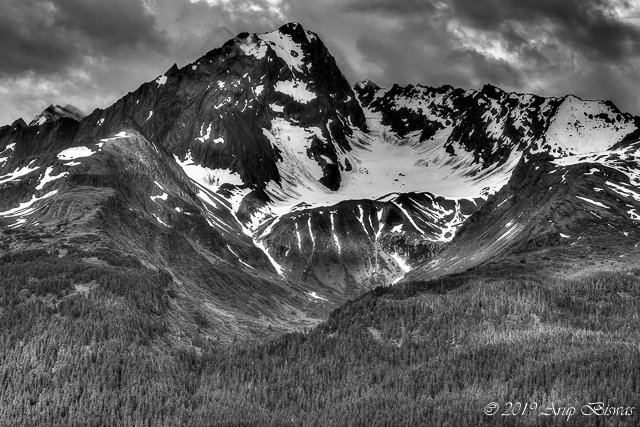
[2,0,640,125]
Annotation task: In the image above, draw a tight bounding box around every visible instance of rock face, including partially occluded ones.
[260,195,469,297]
[354,81,638,166]
[1,22,640,336]
[86,22,366,195]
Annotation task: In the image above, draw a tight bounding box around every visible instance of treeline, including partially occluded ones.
[0,251,639,426]
[0,248,171,314]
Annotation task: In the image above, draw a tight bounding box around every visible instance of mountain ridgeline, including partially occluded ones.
[2,22,640,426]
[1,22,640,335]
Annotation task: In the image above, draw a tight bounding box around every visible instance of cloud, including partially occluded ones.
[1,0,640,125]
[447,0,640,62]
[343,0,437,15]
[334,0,640,113]
[0,0,284,125]
[0,0,167,76]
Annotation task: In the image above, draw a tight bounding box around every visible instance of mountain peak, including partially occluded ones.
[355,79,379,91]
[276,22,312,41]
[29,104,84,127]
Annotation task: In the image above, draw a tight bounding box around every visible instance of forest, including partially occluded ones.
[0,247,639,426]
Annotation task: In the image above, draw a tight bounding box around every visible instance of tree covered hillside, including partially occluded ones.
[0,246,638,426]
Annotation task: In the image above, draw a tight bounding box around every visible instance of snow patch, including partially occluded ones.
[576,196,609,209]
[153,214,170,227]
[0,161,41,185]
[197,191,218,208]
[1,143,16,154]
[196,123,212,143]
[606,181,640,201]
[274,80,315,103]
[99,131,130,142]
[57,146,95,160]
[497,222,523,242]
[254,239,284,276]
[174,152,244,192]
[307,292,328,302]
[239,35,268,59]
[226,245,256,270]
[390,252,411,273]
[150,193,168,202]
[35,167,67,190]
[260,29,307,73]
[305,217,315,254]
[585,168,599,175]
[0,190,58,217]
[497,196,512,208]
[330,212,341,253]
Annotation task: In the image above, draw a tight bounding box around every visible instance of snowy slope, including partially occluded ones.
[354,81,638,203]
[541,96,636,156]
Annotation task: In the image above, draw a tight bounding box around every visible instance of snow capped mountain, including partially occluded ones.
[354,81,638,198]
[1,22,640,336]
[406,147,640,281]
[353,80,640,281]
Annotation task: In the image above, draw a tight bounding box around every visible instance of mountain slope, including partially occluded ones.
[0,125,331,340]
[406,145,640,281]
[0,24,484,296]
[2,22,640,334]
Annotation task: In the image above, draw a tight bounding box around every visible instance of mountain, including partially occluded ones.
[1,22,640,337]
[407,147,640,281]
[2,22,640,426]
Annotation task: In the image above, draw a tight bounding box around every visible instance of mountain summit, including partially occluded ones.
[28,104,85,127]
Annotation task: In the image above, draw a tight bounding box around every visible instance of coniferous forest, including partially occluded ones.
[0,247,638,426]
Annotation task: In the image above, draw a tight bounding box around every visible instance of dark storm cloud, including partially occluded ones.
[344,0,437,15]
[337,0,640,113]
[344,0,640,63]
[2,0,640,125]
[52,0,167,52]
[447,48,524,87]
[0,3,78,74]
[0,0,282,125]
[345,0,640,68]
[0,0,167,76]
[447,0,640,62]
